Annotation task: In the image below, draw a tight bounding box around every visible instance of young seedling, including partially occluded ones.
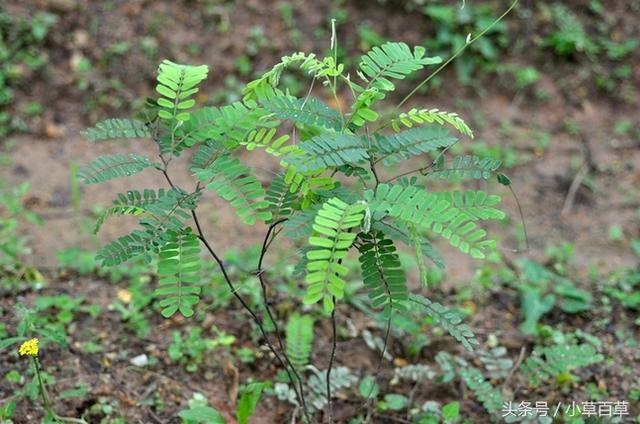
[81,13,517,420]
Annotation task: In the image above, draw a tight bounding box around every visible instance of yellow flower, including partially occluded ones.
[117,289,132,304]
[18,338,39,357]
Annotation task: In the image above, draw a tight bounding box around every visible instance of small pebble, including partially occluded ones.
[129,354,148,367]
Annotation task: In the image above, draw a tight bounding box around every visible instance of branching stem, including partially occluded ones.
[257,219,311,421]
[157,158,310,420]
[191,209,308,414]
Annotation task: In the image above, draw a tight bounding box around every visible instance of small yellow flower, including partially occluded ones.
[18,338,39,357]
[117,289,132,304]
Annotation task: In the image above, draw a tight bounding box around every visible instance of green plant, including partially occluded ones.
[516,259,593,334]
[275,365,357,415]
[0,7,56,136]
[421,3,510,85]
[520,343,604,387]
[1,303,68,353]
[178,392,224,424]
[542,4,598,58]
[286,313,314,369]
[81,23,514,419]
[603,265,640,311]
[168,327,235,372]
[178,383,266,424]
[13,338,87,424]
[0,180,43,288]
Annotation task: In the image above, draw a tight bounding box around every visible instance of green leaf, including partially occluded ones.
[177,102,274,152]
[358,231,408,317]
[409,294,479,352]
[442,401,460,421]
[237,382,266,424]
[156,60,209,124]
[82,119,150,142]
[262,96,343,131]
[519,287,555,335]
[383,393,409,411]
[347,42,441,128]
[428,155,502,181]
[95,230,149,266]
[304,198,366,313]
[375,126,458,164]
[521,344,604,387]
[365,184,500,259]
[155,228,202,318]
[243,52,327,101]
[79,154,160,185]
[262,176,299,223]
[285,313,314,370]
[371,220,445,269]
[94,188,195,234]
[389,108,474,138]
[194,155,271,225]
[284,133,369,173]
[358,376,379,399]
[359,42,441,83]
[58,385,88,400]
[178,406,225,424]
[497,173,512,186]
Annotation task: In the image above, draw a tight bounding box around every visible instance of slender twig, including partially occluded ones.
[326,299,338,424]
[156,159,308,415]
[191,210,307,412]
[395,0,519,111]
[369,156,381,190]
[507,183,530,253]
[406,381,420,420]
[561,162,588,216]
[159,155,176,190]
[360,316,392,418]
[372,413,413,424]
[383,138,460,183]
[257,219,311,421]
[365,127,381,190]
[33,358,88,424]
[502,346,526,389]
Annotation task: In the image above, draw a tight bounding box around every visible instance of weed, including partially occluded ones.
[168,327,235,372]
[0,7,55,136]
[79,13,516,422]
[542,4,599,58]
[421,2,510,85]
[0,179,43,290]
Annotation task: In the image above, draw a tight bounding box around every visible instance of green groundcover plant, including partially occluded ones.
[80,27,514,421]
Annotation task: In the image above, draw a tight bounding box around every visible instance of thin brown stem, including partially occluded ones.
[326,300,338,424]
[395,0,519,111]
[191,210,307,414]
[156,158,308,418]
[33,358,88,424]
[384,138,460,184]
[257,219,311,420]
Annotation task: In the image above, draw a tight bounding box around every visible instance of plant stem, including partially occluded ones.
[32,358,87,424]
[326,299,337,424]
[257,219,311,422]
[33,357,54,418]
[190,210,308,414]
[156,161,310,418]
[383,139,460,183]
[395,0,519,111]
